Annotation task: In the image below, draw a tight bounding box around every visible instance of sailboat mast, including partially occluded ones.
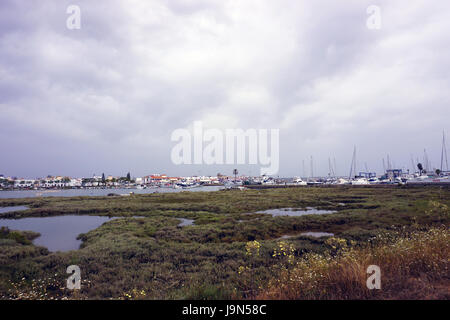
[349,146,356,179]
[334,158,337,177]
[441,130,449,172]
[302,159,305,178]
[328,158,331,177]
[446,133,449,171]
[424,149,430,172]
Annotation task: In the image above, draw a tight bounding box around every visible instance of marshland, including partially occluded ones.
[0,185,448,299]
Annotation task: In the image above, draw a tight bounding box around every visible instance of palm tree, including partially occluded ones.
[417,163,423,175]
[233,169,238,183]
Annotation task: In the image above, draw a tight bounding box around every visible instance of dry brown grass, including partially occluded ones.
[256,227,449,300]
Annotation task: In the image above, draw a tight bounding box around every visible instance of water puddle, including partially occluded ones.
[0,206,29,214]
[275,235,295,240]
[300,232,334,238]
[255,207,336,217]
[276,231,334,240]
[0,215,116,252]
[178,218,194,227]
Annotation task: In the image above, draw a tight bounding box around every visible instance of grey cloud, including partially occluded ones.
[0,0,449,178]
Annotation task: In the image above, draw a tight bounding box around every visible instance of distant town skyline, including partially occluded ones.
[1,1,449,178]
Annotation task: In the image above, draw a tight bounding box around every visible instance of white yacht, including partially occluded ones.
[351,178,370,185]
[293,177,307,185]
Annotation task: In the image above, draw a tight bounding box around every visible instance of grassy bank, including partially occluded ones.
[0,186,449,299]
[252,227,449,299]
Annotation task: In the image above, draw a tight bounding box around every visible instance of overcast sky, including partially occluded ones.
[1,0,449,178]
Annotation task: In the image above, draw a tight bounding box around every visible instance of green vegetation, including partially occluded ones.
[0,186,448,299]
[0,227,40,245]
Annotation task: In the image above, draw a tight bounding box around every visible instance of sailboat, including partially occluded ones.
[407,131,450,184]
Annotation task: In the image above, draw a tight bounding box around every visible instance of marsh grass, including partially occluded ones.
[0,186,449,299]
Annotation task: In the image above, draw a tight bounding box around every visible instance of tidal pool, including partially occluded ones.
[255,207,336,217]
[0,206,29,214]
[300,232,334,238]
[178,218,194,227]
[0,215,116,252]
[276,232,334,240]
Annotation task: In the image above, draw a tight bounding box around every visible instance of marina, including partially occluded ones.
[2,130,449,197]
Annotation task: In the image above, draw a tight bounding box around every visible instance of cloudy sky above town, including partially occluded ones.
[1,0,449,178]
